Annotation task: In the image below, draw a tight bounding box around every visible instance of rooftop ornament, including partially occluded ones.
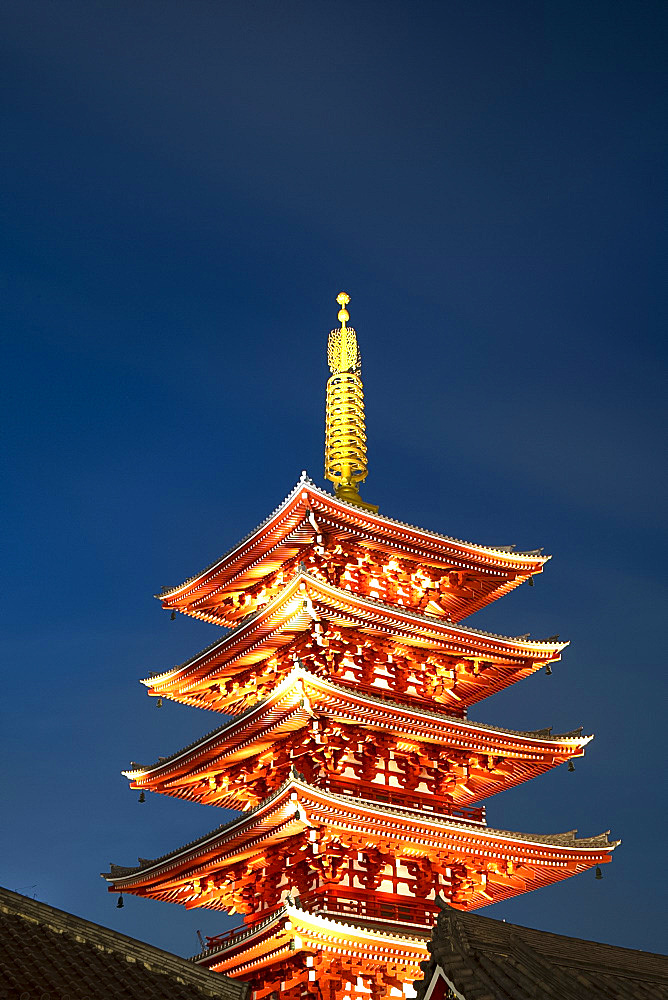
[324,292,378,512]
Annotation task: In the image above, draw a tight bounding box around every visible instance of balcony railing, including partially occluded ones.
[203,907,276,950]
[315,774,486,824]
[309,888,437,929]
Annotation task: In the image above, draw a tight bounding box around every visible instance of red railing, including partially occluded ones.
[308,888,437,928]
[204,907,275,950]
[315,774,485,824]
[333,675,467,718]
[203,887,438,950]
[205,924,245,950]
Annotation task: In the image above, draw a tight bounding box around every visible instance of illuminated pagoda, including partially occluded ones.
[104,293,618,1000]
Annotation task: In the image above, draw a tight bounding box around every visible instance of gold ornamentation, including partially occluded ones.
[324,293,378,512]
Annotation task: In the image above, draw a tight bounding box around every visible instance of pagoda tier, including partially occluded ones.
[145,571,565,716]
[157,478,549,626]
[193,903,430,999]
[105,774,617,923]
[126,667,589,816]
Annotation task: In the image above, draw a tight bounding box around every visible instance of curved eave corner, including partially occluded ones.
[154,476,552,610]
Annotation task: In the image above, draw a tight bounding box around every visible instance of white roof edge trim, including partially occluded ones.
[289,778,617,852]
[159,476,551,600]
[424,967,467,1000]
[157,480,306,600]
[284,904,431,945]
[148,572,568,689]
[127,667,592,778]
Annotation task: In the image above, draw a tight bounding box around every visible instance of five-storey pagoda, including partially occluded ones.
[105,293,618,1000]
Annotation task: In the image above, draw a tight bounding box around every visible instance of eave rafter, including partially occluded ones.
[104,776,618,914]
[157,478,549,625]
[143,572,566,714]
[198,904,429,984]
[125,668,590,811]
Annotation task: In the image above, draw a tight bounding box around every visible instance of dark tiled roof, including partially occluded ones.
[0,886,248,1000]
[414,897,668,1000]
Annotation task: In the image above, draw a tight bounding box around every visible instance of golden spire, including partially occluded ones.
[324,292,378,512]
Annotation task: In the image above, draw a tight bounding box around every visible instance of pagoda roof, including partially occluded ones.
[157,476,549,624]
[145,571,565,710]
[104,774,618,910]
[192,901,429,978]
[126,666,589,809]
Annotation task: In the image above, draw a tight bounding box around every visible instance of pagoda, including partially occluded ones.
[104,293,618,1000]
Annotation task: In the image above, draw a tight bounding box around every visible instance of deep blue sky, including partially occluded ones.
[2,0,667,961]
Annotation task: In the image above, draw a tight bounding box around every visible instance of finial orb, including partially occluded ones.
[336,292,350,306]
[338,308,349,324]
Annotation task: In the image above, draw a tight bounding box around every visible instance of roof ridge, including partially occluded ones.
[147,570,567,690]
[506,932,585,1000]
[310,481,549,558]
[299,782,617,848]
[158,475,550,600]
[128,668,588,775]
[298,568,566,646]
[156,478,312,599]
[105,772,300,879]
[422,904,668,1000]
[105,777,617,883]
[436,903,665,960]
[192,900,430,962]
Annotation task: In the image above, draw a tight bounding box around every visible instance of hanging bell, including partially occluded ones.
[156,697,163,709]
[528,576,534,587]
[568,760,575,772]
[116,895,124,909]
[138,791,145,803]
[595,866,603,880]
[545,664,552,676]
[170,611,176,621]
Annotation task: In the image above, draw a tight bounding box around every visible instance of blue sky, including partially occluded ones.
[2,0,667,958]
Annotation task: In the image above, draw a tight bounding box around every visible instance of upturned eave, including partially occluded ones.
[125,666,590,809]
[104,776,619,903]
[156,475,550,623]
[142,571,566,711]
[193,903,430,977]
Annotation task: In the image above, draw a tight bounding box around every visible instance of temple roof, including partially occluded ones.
[125,666,589,809]
[415,899,668,1000]
[144,571,565,711]
[0,885,247,999]
[157,476,549,623]
[193,901,429,976]
[104,775,618,904]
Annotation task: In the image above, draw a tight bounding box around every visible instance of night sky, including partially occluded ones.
[3,0,667,962]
